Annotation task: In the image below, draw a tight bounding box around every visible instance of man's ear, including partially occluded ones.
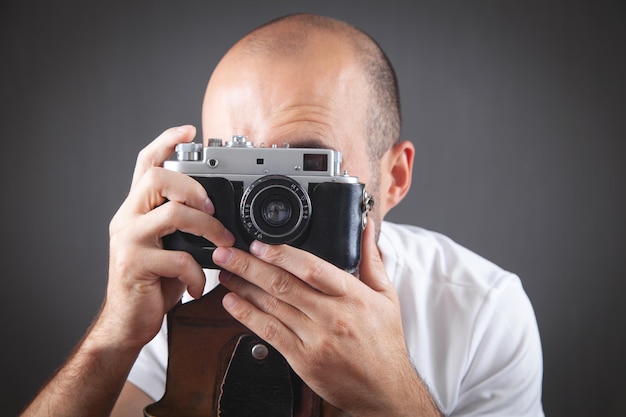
[379,140,415,217]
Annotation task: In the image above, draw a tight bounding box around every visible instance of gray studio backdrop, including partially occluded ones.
[1,1,624,416]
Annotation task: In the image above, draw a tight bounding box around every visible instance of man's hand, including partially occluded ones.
[102,125,236,349]
[212,221,442,417]
[21,126,236,417]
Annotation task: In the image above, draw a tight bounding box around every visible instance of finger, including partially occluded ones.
[221,290,303,356]
[142,247,206,299]
[247,241,351,297]
[131,125,196,189]
[218,270,310,334]
[126,167,214,215]
[160,276,188,310]
[358,220,395,295]
[136,201,235,247]
[115,246,206,300]
[213,246,319,300]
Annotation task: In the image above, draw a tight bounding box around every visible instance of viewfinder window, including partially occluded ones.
[303,154,328,171]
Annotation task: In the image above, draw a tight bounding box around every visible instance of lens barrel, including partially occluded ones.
[240,175,311,244]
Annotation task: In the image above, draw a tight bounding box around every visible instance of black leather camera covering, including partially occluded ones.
[300,181,364,273]
[163,176,365,272]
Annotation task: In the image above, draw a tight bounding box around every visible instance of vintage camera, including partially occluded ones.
[162,136,373,273]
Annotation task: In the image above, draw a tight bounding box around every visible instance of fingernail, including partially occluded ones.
[219,271,233,284]
[222,293,239,309]
[204,197,215,215]
[224,229,236,245]
[213,247,233,264]
[175,124,193,132]
[249,240,267,257]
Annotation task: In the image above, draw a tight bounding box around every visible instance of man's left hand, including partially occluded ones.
[212,221,434,416]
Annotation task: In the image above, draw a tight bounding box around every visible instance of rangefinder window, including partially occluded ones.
[303,153,328,171]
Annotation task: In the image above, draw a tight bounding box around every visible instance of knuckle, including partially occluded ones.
[157,202,188,233]
[160,201,180,222]
[228,254,250,276]
[331,316,355,338]
[173,250,195,272]
[142,166,162,185]
[110,245,136,277]
[268,273,295,297]
[232,302,253,323]
[262,319,279,342]
[303,260,326,285]
[319,336,340,360]
[135,149,154,174]
[109,203,132,236]
[136,147,149,165]
[263,244,287,264]
[109,223,132,252]
[260,295,281,315]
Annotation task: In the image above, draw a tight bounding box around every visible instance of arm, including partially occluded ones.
[20,323,142,417]
[20,126,234,417]
[213,221,443,417]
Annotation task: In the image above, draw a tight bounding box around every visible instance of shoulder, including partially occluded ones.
[378,221,533,343]
[379,222,543,415]
[379,221,511,290]
[377,221,523,347]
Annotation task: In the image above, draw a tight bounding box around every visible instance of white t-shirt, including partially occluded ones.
[128,221,544,416]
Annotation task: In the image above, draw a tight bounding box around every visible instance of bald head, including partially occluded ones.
[206,14,401,163]
[202,14,409,228]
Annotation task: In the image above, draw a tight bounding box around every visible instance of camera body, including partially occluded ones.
[162,136,372,273]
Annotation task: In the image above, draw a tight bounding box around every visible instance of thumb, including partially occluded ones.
[359,220,392,293]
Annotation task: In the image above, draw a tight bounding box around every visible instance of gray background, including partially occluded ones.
[1,1,624,416]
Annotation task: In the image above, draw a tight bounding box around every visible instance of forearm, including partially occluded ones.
[396,371,443,417]
[356,360,443,417]
[20,320,141,417]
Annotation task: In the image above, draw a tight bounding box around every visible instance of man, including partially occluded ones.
[21,14,543,417]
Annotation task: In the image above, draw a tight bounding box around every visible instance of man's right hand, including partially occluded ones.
[21,126,237,417]
[100,125,235,350]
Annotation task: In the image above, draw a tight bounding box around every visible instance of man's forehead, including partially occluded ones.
[254,137,337,151]
[202,127,340,151]
[202,78,363,153]
[285,138,331,149]
[202,38,369,158]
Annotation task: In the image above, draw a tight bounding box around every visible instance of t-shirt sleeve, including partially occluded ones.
[452,274,544,416]
[127,318,169,402]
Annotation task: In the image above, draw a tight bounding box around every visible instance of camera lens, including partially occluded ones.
[240,175,311,244]
[261,197,292,226]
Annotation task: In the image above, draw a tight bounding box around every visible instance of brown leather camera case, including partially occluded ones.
[143,284,346,417]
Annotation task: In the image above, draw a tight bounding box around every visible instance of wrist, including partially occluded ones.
[350,356,442,417]
[86,305,154,355]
